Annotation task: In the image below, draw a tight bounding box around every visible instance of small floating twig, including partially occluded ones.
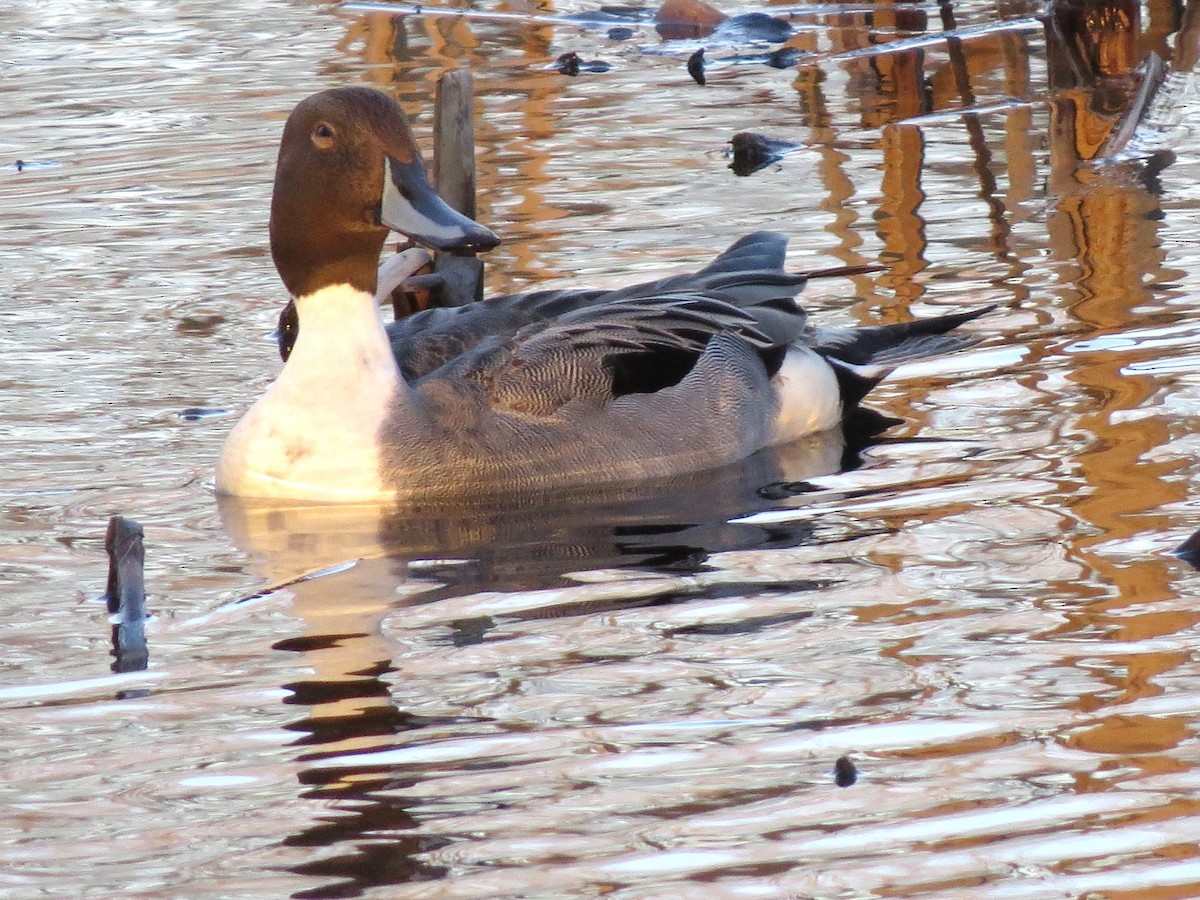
[892,98,1034,126]
[341,1,642,28]
[811,16,1043,64]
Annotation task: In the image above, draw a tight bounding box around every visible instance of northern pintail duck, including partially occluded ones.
[216,87,987,502]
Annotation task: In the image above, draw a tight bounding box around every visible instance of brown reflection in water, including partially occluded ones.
[792,21,875,299]
[1044,119,1183,573]
[1047,0,1141,82]
[1068,713,1192,755]
[1038,21,1195,731]
[427,10,565,291]
[339,8,567,293]
[876,122,927,308]
[1001,43,1037,313]
[941,12,1016,264]
[860,6,932,313]
[785,0,1199,737]
[1142,0,1186,61]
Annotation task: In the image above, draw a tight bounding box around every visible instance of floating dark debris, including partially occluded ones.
[177,407,231,421]
[551,51,612,75]
[175,313,226,336]
[728,131,802,176]
[556,50,581,76]
[687,48,706,85]
[8,159,60,172]
[834,755,858,787]
[714,11,792,44]
[765,46,804,69]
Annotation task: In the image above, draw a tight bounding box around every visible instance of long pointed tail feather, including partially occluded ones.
[810,305,995,367]
[802,263,888,280]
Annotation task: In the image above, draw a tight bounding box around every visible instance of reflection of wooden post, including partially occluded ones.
[433,68,484,306]
[1044,0,1140,89]
[1176,0,1200,72]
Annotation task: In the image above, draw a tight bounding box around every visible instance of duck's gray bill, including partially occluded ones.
[381,157,500,252]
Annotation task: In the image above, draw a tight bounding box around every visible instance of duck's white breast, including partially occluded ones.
[215,285,402,501]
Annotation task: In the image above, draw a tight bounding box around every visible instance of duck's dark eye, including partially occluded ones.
[311,122,336,149]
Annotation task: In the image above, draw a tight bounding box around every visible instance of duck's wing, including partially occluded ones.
[388,232,872,381]
[387,287,607,381]
[411,286,811,418]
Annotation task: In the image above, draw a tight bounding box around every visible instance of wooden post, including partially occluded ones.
[433,68,485,306]
[105,515,148,675]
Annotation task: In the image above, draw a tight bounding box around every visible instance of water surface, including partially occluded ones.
[5,0,1200,896]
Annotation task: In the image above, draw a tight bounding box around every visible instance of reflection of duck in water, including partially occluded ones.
[216,87,988,503]
[218,427,847,589]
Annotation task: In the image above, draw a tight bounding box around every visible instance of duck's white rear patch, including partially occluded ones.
[769,347,842,443]
[216,284,401,500]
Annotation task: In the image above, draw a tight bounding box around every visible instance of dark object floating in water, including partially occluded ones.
[607,25,635,40]
[178,406,231,421]
[8,159,61,172]
[688,47,706,85]
[728,131,802,176]
[715,11,792,44]
[175,313,226,336]
[834,755,858,787]
[1172,528,1200,569]
[765,46,804,69]
[552,51,612,75]
[104,515,149,676]
[556,50,581,76]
